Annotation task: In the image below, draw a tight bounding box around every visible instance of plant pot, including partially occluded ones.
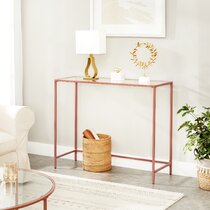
[197,159,210,191]
[198,159,210,168]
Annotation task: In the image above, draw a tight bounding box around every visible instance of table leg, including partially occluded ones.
[54,80,58,169]
[169,83,173,175]
[74,82,78,161]
[152,87,157,184]
[43,198,47,210]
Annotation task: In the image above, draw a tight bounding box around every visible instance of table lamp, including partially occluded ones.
[76,30,106,81]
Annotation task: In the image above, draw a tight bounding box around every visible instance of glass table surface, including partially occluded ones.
[55,76,172,88]
[0,169,55,210]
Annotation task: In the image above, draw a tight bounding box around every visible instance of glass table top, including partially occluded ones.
[0,169,55,210]
[55,76,172,88]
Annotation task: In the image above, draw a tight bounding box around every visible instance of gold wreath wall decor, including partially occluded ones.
[130,42,157,69]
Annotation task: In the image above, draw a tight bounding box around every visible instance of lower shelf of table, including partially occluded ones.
[55,149,171,174]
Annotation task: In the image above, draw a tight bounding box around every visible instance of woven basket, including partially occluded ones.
[198,167,210,191]
[83,134,112,172]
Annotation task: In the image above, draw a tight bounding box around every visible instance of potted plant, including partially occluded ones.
[177,104,210,190]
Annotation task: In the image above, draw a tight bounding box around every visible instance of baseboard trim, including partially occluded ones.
[28,141,197,178]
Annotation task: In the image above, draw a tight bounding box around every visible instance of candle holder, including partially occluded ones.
[3,162,18,183]
[111,67,125,82]
[1,181,18,195]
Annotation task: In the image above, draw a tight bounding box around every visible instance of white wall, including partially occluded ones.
[22,0,210,173]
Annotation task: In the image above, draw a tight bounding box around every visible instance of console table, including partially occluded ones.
[54,76,173,184]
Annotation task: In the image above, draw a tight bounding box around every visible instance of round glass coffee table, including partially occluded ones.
[0,169,55,210]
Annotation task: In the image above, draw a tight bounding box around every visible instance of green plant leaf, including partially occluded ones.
[177,105,210,160]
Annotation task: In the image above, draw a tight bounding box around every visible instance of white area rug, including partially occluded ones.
[41,172,184,210]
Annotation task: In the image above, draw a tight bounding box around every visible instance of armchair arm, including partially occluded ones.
[0,105,35,136]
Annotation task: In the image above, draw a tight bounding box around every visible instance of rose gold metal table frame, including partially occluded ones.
[0,169,55,210]
[54,76,173,184]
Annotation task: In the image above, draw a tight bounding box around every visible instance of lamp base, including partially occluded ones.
[84,54,99,81]
[83,77,99,81]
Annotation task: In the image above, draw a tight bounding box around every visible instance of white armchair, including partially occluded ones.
[0,105,35,169]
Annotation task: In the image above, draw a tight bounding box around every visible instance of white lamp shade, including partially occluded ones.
[76,30,106,54]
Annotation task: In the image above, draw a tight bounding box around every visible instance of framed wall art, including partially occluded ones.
[90,0,166,37]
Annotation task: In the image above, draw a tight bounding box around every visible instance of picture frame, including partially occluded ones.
[90,0,166,37]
